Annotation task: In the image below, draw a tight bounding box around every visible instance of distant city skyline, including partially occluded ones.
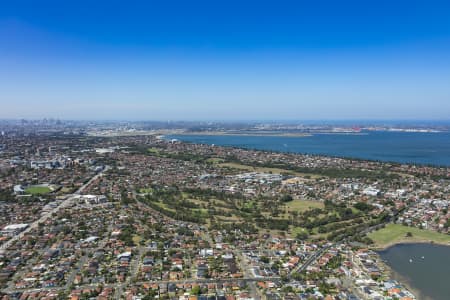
[1,0,450,120]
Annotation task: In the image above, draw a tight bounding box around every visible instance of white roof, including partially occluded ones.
[117,251,132,259]
[3,224,28,230]
[83,236,99,243]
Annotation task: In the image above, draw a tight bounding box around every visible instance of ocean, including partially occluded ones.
[168,131,450,167]
[167,131,450,298]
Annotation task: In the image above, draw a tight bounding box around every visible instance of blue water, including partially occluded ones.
[168,131,450,166]
[378,243,450,300]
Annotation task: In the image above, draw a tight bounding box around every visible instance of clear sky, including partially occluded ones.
[1,0,450,121]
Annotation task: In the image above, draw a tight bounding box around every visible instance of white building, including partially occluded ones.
[1,224,28,236]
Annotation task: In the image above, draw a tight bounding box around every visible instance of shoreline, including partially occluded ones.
[378,258,431,300]
[374,242,450,300]
[172,131,314,137]
[370,239,450,251]
[172,131,370,137]
[165,132,450,168]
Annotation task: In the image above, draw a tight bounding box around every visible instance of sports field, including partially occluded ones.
[25,185,52,195]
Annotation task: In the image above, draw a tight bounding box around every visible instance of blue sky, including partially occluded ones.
[1,0,450,120]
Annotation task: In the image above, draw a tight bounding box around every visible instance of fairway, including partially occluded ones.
[206,157,225,163]
[147,147,161,154]
[368,223,450,248]
[285,199,324,212]
[25,185,52,195]
[132,235,142,245]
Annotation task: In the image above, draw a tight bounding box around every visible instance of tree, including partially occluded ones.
[280,194,293,202]
[296,231,308,240]
[143,290,157,299]
[406,231,413,237]
[191,285,201,295]
[260,256,270,264]
[354,202,374,212]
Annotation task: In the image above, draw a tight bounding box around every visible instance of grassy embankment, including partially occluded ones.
[368,223,450,249]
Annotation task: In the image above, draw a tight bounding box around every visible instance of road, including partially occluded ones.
[288,243,333,277]
[196,219,262,299]
[2,172,406,297]
[234,250,260,299]
[6,276,282,294]
[0,166,109,251]
[64,218,114,290]
[287,211,405,278]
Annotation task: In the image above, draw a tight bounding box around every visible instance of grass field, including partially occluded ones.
[285,199,324,212]
[291,227,309,236]
[152,201,176,213]
[147,147,161,154]
[25,186,52,195]
[206,157,225,163]
[368,223,450,248]
[139,188,153,194]
[132,235,142,245]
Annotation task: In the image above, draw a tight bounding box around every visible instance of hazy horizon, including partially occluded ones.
[1,0,450,120]
[2,118,450,126]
